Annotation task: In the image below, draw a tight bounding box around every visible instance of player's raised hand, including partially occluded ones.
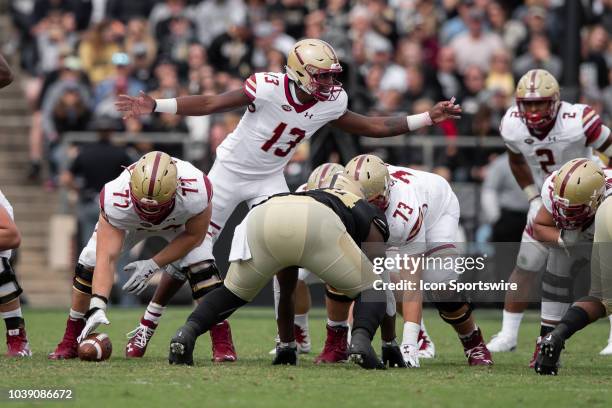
[115,90,155,119]
[429,97,462,123]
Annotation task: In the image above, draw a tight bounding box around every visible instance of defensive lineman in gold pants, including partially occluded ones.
[168,175,391,369]
[535,195,612,375]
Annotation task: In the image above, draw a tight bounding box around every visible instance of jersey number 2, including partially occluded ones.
[535,148,555,174]
[261,122,306,157]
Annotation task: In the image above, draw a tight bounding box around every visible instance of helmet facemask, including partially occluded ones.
[516,96,560,132]
[552,188,604,230]
[130,188,176,224]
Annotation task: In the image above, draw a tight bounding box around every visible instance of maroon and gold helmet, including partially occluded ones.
[515,69,561,131]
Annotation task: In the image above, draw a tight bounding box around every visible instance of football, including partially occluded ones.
[78,333,112,362]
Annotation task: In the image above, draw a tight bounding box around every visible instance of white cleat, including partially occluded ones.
[486,332,517,352]
[600,341,612,356]
[401,343,420,368]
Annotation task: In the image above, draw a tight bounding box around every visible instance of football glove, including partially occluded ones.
[122,259,161,295]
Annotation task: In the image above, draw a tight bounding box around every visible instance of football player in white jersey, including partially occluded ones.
[49,152,237,362]
[116,39,461,354]
[487,69,612,355]
[346,155,492,367]
[531,158,612,374]
[0,189,31,357]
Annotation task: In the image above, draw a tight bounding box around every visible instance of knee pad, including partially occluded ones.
[187,261,223,300]
[435,302,473,325]
[325,285,353,303]
[72,263,93,295]
[542,271,573,303]
[0,258,22,305]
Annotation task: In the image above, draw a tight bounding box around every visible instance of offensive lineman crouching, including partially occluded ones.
[49,152,237,361]
[169,175,391,369]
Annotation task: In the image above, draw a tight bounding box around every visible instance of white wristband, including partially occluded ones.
[154,98,178,114]
[406,112,433,131]
[523,184,540,202]
[90,296,107,311]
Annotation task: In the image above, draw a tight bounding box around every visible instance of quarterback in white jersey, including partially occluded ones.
[116,39,461,357]
[346,155,492,368]
[530,159,612,373]
[49,152,237,363]
[0,189,31,357]
[487,69,612,354]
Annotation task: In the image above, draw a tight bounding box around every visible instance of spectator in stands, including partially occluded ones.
[208,15,254,78]
[440,0,474,44]
[157,15,197,71]
[124,18,157,74]
[106,0,155,24]
[580,25,610,92]
[60,115,132,252]
[148,62,188,132]
[486,0,526,54]
[512,34,562,78]
[458,65,488,133]
[268,0,308,40]
[435,46,463,100]
[78,20,124,84]
[450,7,504,73]
[194,0,248,47]
[94,53,145,114]
[35,12,79,75]
[486,49,515,99]
[514,5,555,56]
[185,44,208,93]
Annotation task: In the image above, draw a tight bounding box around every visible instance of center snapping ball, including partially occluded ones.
[78,333,112,361]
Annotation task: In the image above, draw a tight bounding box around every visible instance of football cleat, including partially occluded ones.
[125,322,156,358]
[168,325,197,366]
[6,328,32,357]
[418,329,436,358]
[269,324,312,355]
[461,328,493,366]
[529,336,542,368]
[314,325,349,364]
[210,320,237,362]
[486,332,517,352]
[348,329,385,370]
[272,344,298,365]
[400,343,420,368]
[48,318,85,360]
[382,341,408,368]
[600,341,612,356]
[534,332,564,375]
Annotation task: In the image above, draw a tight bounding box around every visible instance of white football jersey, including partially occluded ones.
[215,72,348,177]
[384,168,426,249]
[501,102,610,188]
[541,168,612,240]
[0,189,15,259]
[100,158,211,233]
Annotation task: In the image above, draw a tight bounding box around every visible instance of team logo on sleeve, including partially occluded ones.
[524,138,534,144]
[282,105,292,112]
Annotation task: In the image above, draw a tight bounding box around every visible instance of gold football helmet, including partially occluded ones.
[320,172,365,199]
[552,158,606,230]
[344,154,390,209]
[286,38,343,101]
[307,163,345,190]
[515,69,560,131]
[129,151,178,222]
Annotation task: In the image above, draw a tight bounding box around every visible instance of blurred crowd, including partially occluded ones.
[5,0,612,188]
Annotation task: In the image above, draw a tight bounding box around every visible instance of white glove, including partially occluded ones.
[527,196,543,226]
[78,298,110,342]
[401,342,421,368]
[122,259,161,295]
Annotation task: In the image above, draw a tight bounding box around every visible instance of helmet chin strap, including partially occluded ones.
[288,80,306,105]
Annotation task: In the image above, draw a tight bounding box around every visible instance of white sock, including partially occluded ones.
[420,317,429,336]
[608,316,612,342]
[143,302,165,326]
[327,318,348,328]
[1,307,22,320]
[273,276,280,320]
[500,310,523,340]
[295,313,309,330]
[402,321,420,346]
[69,309,85,321]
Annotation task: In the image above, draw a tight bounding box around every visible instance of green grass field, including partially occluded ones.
[1,307,611,408]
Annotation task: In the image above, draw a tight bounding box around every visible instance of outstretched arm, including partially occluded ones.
[330,98,461,138]
[0,53,14,89]
[115,88,251,119]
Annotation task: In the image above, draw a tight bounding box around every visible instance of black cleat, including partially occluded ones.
[534,332,564,376]
[382,342,407,368]
[169,325,197,366]
[272,344,298,365]
[348,329,385,370]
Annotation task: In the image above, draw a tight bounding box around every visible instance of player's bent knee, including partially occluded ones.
[72,263,93,295]
[435,302,473,325]
[325,285,353,303]
[0,259,22,305]
[187,260,223,300]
